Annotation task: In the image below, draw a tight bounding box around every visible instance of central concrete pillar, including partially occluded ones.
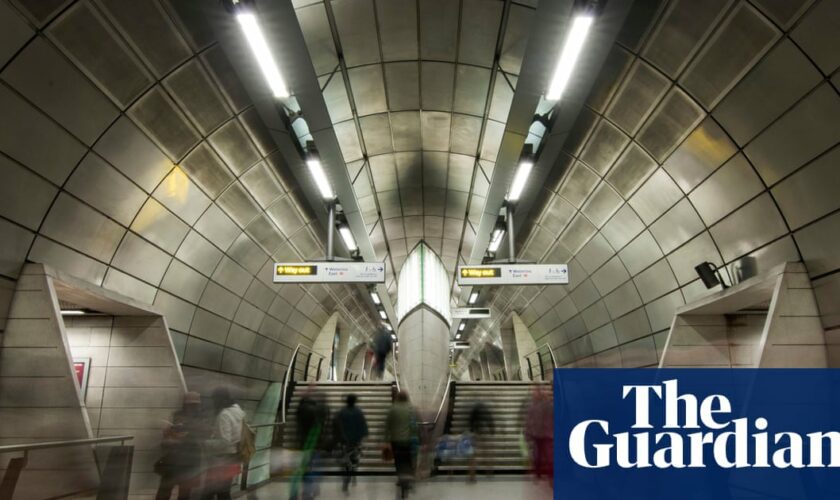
[396,242,451,411]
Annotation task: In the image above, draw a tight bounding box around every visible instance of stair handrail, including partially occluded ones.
[521,343,558,380]
[281,343,326,423]
[0,435,134,455]
[419,372,453,426]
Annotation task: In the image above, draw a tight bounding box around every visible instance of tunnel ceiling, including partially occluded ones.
[474,0,840,367]
[0,0,380,380]
[290,0,539,307]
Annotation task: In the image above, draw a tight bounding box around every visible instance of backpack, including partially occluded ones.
[239,423,256,463]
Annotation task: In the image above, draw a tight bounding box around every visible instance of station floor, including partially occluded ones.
[245,476,553,499]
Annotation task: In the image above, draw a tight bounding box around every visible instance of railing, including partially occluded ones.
[281,344,327,423]
[0,435,134,499]
[522,343,558,381]
[419,373,453,427]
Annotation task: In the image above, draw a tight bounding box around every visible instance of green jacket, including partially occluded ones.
[385,401,417,443]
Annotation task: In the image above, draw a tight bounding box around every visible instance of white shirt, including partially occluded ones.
[215,404,246,454]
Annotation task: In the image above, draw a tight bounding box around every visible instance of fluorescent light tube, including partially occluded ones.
[458,322,466,332]
[338,225,357,251]
[379,310,387,320]
[236,13,289,98]
[468,291,479,305]
[370,291,381,305]
[546,15,593,101]
[506,159,533,202]
[488,227,505,252]
[306,158,334,200]
[61,309,86,316]
[455,334,462,340]
[384,323,392,331]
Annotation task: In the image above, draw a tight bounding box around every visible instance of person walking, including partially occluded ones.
[202,388,246,500]
[155,391,204,500]
[524,385,553,484]
[371,329,392,380]
[385,391,418,499]
[467,400,495,483]
[290,388,330,500]
[333,394,369,493]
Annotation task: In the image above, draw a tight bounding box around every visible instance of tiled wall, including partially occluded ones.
[65,314,186,496]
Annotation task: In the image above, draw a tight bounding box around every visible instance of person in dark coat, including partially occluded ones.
[155,392,205,500]
[333,394,369,492]
[291,388,330,500]
[467,400,495,482]
[371,329,393,379]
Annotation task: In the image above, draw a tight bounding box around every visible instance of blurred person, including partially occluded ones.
[524,385,553,484]
[155,391,204,500]
[385,391,418,499]
[202,387,246,500]
[333,394,369,493]
[290,387,330,500]
[371,329,392,379]
[467,400,495,483]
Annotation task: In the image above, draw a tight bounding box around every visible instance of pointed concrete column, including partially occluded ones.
[512,312,537,380]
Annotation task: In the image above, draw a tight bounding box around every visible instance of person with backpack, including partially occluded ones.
[385,391,418,499]
[202,387,247,500]
[155,392,205,500]
[333,394,369,493]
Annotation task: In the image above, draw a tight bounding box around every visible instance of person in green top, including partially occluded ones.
[384,391,418,499]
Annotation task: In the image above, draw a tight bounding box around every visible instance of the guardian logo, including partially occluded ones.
[569,379,840,469]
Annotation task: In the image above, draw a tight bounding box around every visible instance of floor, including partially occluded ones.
[245,475,553,499]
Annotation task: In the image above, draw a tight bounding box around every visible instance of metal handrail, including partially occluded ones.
[281,343,327,424]
[522,343,558,380]
[0,435,133,455]
[419,373,453,426]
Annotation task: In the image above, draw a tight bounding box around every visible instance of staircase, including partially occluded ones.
[438,381,551,473]
[283,381,395,473]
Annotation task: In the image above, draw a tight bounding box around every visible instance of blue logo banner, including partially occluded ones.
[554,369,840,499]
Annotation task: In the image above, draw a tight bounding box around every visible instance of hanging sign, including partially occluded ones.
[457,264,569,285]
[273,261,386,283]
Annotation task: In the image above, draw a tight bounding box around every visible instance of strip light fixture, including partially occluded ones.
[370,290,382,305]
[488,226,505,253]
[338,225,357,252]
[506,158,533,202]
[468,291,480,305]
[378,309,388,320]
[458,322,466,332]
[236,12,289,98]
[546,14,594,101]
[306,154,334,200]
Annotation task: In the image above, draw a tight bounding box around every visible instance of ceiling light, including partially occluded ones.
[455,333,462,340]
[468,291,479,305]
[306,156,334,200]
[458,322,466,332]
[236,13,289,98]
[383,323,392,331]
[391,333,397,341]
[61,309,86,316]
[546,15,594,101]
[370,290,381,305]
[506,158,533,202]
[488,226,505,253]
[338,225,357,252]
[378,309,387,320]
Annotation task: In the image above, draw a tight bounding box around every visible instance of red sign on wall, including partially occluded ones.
[73,358,90,400]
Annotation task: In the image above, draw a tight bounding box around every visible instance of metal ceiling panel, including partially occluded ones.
[228,232,269,275]
[217,182,261,228]
[772,145,840,230]
[153,168,211,225]
[245,214,284,256]
[709,193,787,262]
[163,59,232,135]
[689,153,764,226]
[744,83,840,186]
[448,153,474,191]
[790,0,840,73]
[498,3,534,74]
[180,143,235,199]
[450,114,483,155]
[539,195,575,234]
[453,65,491,116]
[332,0,380,67]
[579,119,630,175]
[587,45,634,114]
[419,0,459,61]
[459,0,503,67]
[111,232,171,286]
[369,154,398,192]
[628,168,682,224]
[680,3,779,110]
[396,152,422,186]
[592,255,631,296]
[390,111,422,151]
[666,231,722,286]
[0,156,56,231]
[401,188,423,215]
[641,0,732,78]
[576,233,615,274]
[637,87,704,163]
[421,111,452,151]
[176,230,223,277]
[240,162,285,208]
[376,0,419,61]
[648,198,704,254]
[359,113,394,155]
[581,182,623,228]
[65,153,146,227]
[618,230,663,276]
[129,85,200,162]
[48,2,151,107]
[661,117,736,193]
[713,40,821,146]
[348,64,388,116]
[209,119,261,175]
[604,280,643,320]
[131,198,190,254]
[332,120,364,162]
[606,60,669,136]
[266,195,306,238]
[633,258,678,303]
[559,161,600,208]
[560,214,597,255]
[600,203,645,251]
[194,203,240,251]
[40,193,124,262]
[606,143,657,198]
[320,72,353,123]
[420,62,455,112]
[384,62,420,111]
